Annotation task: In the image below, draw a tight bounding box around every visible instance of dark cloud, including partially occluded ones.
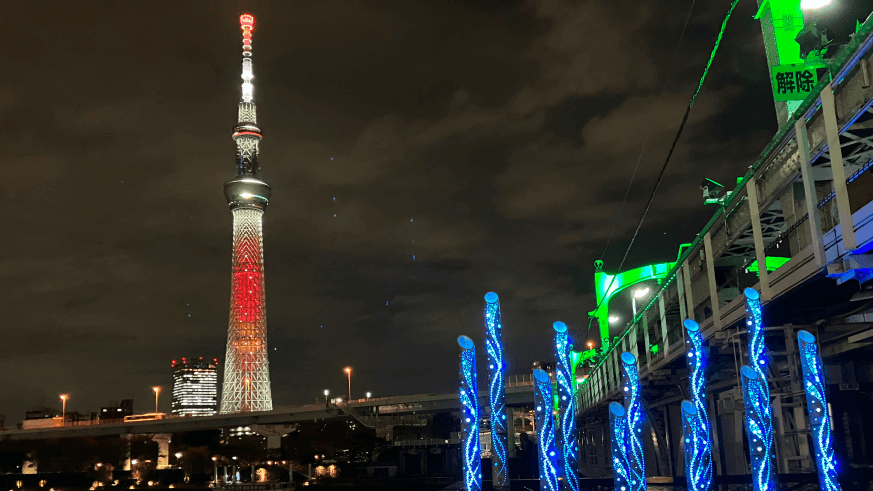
[1,0,777,420]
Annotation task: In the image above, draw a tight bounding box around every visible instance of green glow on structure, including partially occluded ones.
[755,0,804,65]
[589,261,675,346]
[746,256,791,275]
[573,244,692,376]
[755,0,809,117]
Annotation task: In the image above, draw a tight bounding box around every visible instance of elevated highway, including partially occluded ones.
[0,376,535,441]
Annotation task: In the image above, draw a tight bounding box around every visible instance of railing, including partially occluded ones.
[506,373,535,387]
[393,436,460,446]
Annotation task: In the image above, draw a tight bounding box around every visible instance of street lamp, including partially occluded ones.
[632,287,650,316]
[152,386,161,414]
[59,394,68,425]
[344,367,352,401]
[324,389,330,403]
[608,315,620,324]
[366,392,372,399]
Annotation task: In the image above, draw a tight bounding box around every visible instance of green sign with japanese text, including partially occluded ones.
[771,63,823,102]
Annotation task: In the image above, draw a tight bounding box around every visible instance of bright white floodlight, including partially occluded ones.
[800,0,832,9]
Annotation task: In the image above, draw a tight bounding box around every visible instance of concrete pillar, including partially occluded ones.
[683,260,695,320]
[821,83,857,251]
[153,433,172,469]
[795,119,826,267]
[746,178,772,300]
[658,293,669,353]
[704,231,723,327]
[676,268,688,322]
[642,313,651,368]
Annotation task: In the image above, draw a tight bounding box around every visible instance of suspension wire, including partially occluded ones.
[597,1,697,265]
[585,0,742,342]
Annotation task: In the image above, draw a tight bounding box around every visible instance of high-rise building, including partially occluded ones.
[220,14,274,414]
[172,358,219,416]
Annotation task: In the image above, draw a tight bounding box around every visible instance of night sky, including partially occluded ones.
[2,1,783,420]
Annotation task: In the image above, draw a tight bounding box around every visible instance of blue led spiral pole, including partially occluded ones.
[620,352,646,491]
[742,288,778,491]
[741,366,778,491]
[798,330,841,491]
[554,321,579,491]
[533,369,560,491]
[609,402,633,491]
[484,292,509,490]
[458,335,482,491]
[682,319,713,491]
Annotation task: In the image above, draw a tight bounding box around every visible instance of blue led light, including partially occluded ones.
[554,321,579,491]
[741,366,778,491]
[742,289,777,491]
[484,292,509,489]
[798,330,841,491]
[609,402,637,491]
[682,319,713,491]
[533,369,560,491]
[458,335,482,491]
[620,352,645,491]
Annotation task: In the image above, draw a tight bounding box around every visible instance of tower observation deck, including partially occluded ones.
[220,13,273,414]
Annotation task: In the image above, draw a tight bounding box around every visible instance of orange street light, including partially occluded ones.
[152,386,161,413]
[59,394,69,425]
[344,367,352,401]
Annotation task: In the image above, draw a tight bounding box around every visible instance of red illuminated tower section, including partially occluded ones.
[220,13,273,414]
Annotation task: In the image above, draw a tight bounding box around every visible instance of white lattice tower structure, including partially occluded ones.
[220,13,273,413]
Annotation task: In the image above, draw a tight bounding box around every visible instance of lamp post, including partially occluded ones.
[59,394,68,425]
[632,287,650,316]
[152,386,161,414]
[344,367,352,401]
[366,392,371,399]
[324,389,330,404]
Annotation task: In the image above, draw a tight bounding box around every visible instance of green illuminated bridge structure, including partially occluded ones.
[572,9,873,481]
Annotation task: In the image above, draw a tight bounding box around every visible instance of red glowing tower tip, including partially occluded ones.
[240,14,254,29]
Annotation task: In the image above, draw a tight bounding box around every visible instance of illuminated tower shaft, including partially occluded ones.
[484,292,508,490]
[220,14,274,414]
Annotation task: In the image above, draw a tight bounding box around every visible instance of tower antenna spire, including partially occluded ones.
[240,13,254,103]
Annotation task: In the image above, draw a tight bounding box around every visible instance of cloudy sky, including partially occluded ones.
[1,0,785,420]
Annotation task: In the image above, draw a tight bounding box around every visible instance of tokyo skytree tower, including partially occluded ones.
[220,13,273,413]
